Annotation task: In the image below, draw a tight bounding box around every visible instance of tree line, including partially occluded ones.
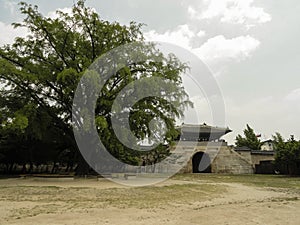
[236,124,300,175]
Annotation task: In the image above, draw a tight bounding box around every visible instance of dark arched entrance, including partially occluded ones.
[192,152,211,173]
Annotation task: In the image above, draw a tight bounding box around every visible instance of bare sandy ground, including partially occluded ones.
[0,176,299,225]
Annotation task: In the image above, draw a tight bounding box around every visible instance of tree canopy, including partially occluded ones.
[273,133,300,175]
[0,1,191,174]
[235,124,261,150]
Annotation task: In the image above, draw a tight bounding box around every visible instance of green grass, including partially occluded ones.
[172,173,300,189]
[0,182,226,219]
[0,183,225,209]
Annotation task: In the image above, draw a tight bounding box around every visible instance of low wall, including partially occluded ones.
[251,153,275,166]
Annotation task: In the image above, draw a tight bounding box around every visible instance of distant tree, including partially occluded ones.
[235,124,261,150]
[272,132,285,150]
[273,133,300,175]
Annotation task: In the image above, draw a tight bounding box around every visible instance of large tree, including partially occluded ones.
[235,124,261,150]
[0,1,191,174]
[273,133,300,175]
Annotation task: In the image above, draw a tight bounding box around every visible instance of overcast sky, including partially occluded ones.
[0,0,299,144]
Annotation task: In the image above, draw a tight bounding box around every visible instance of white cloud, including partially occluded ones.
[200,0,227,19]
[196,30,206,38]
[47,6,99,20]
[285,88,300,101]
[146,25,261,63]
[189,0,271,27]
[193,35,260,62]
[0,22,27,46]
[187,6,197,19]
[47,7,74,19]
[146,25,260,76]
[146,27,260,62]
[145,24,200,50]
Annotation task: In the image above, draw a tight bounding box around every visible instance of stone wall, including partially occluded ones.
[251,153,275,166]
[178,142,254,174]
[236,151,252,162]
[172,141,277,174]
[212,146,254,174]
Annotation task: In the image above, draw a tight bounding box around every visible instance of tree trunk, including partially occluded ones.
[75,154,90,176]
[21,163,27,174]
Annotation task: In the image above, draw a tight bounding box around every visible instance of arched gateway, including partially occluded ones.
[176,123,232,173]
[192,152,211,173]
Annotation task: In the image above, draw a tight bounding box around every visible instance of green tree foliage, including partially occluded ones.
[0,1,191,174]
[235,124,261,150]
[273,133,300,175]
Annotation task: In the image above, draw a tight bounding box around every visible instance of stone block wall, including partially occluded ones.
[212,147,254,174]
[251,154,275,166]
[177,142,254,174]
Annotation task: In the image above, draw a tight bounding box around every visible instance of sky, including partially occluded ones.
[0,0,299,144]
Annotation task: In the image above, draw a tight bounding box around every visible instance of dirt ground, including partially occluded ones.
[0,174,299,225]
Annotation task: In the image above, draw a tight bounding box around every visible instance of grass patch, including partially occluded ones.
[0,182,226,210]
[172,174,300,190]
